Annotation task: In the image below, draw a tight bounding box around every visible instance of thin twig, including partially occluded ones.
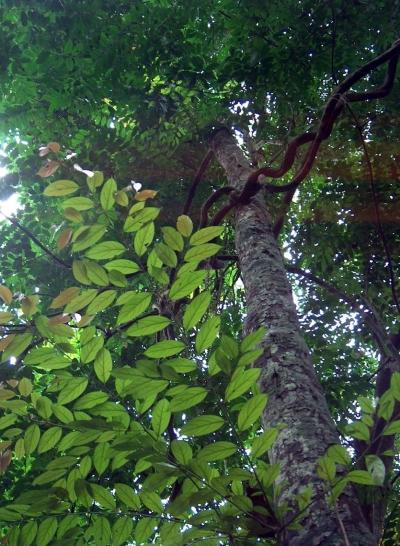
[0,211,71,269]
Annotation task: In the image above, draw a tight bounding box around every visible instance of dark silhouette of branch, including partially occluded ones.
[199,186,235,228]
[0,211,71,270]
[183,150,214,215]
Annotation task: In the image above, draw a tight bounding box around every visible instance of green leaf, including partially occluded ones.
[134,222,155,256]
[89,483,116,510]
[151,399,171,435]
[241,327,266,353]
[135,517,155,543]
[20,521,38,546]
[93,442,110,475]
[115,483,141,509]
[195,315,220,352]
[62,197,94,210]
[73,391,108,409]
[169,270,207,300]
[181,415,224,436]
[44,179,79,196]
[124,208,159,232]
[162,226,184,251]
[72,260,91,284]
[225,368,261,402]
[24,423,41,454]
[251,429,278,458]
[112,516,133,546]
[347,470,376,485]
[237,394,267,431]
[88,171,104,189]
[72,224,107,252]
[58,377,88,405]
[176,215,193,237]
[140,491,163,513]
[365,455,385,485]
[126,315,171,337]
[183,291,211,330]
[170,387,207,412]
[171,440,193,464]
[155,242,177,267]
[116,293,152,325]
[197,441,237,461]
[1,333,32,362]
[100,177,117,210]
[36,517,58,546]
[144,340,185,359]
[165,357,197,373]
[38,426,63,453]
[327,444,351,465]
[64,289,98,313]
[190,226,224,245]
[85,261,109,286]
[383,420,400,435]
[86,290,117,314]
[104,259,140,274]
[81,335,104,363]
[94,348,112,382]
[85,241,126,260]
[184,243,220,263]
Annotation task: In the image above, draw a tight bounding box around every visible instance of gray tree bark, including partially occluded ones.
[211,128,377,546]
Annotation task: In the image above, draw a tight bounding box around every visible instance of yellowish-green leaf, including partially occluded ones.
[183,291,211,330]
[169,270,207,301]
[85,241,126,260]
[225,368,261,402]
[43,179,79,196]
[181,415,224,437]
[176,215,193,237]
[170,387,207,412]
[64,289,98,313]
[38,427,63,453]
[151,399,171,435]
[85,261,109,286]
[190,226,224,245]
[184,243,220,263]
[251,429,278,458]
[161,226,184,251]
[104,259,140,275]
[62,197,94,211]
[58,377,88,405]
[100,178,117,210]
[144,340,185,359]
[237,394,267,431]
[134,222,155,256]
[89,483,116,510]
[94,348,112,383]
[195,316,220,352]
[86,290,117,314]
[72,260,91,285]
[198,441,237,462]
[126,315,171,337]
[116,293,151,325]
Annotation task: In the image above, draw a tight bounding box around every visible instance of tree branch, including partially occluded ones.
[183,150,214,215]
[0,211,71,270]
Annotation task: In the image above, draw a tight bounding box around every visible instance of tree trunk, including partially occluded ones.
[210,128,376,546]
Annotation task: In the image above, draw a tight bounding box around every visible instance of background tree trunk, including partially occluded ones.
[211,128,376,546]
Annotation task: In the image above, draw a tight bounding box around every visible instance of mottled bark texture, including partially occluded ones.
[211,128,376,546]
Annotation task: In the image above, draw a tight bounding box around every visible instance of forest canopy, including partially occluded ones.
[0,1,400,545]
